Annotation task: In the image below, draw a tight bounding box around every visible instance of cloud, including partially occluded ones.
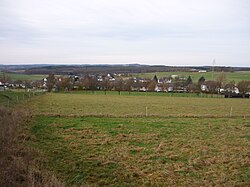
[0,0,249,66]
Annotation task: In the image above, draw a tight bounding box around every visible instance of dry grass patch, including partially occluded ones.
[0,107,63,187]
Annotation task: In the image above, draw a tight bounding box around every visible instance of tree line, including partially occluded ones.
[45,73,250,97]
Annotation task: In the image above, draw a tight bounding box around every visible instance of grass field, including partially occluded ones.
[2,72,46,81]
[30,93,250,117]
[2,71,250,82]
[25,93,250,186]
[133,71,250,83]
[64,90,224,98]
[31,116,250,186]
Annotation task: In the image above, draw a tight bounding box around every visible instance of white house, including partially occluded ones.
[201,84,208,92]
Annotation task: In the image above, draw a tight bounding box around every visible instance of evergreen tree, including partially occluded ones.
[153,75,158,83]
[198,76,205,85]
[185,76,192,86]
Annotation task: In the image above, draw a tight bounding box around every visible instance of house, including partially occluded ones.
[158,77,172,84]
[171,75,178,79]
[0,82,4,90]
[201,84,208,92]
[154,82,174,92]
[225,86,239,94]
[167,86,173,92]
[155,85,162,92]
[0,81,8,90]
[140,87,147,92]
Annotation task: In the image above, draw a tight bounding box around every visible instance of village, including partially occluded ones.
[1,72,249,97]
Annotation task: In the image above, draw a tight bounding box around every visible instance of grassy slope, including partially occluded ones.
[27,93,250,186]
[0,91,30,106]
[0,91,45,106]
[31,116,250,186]
[133,71,250,83]
[30,93,250,117]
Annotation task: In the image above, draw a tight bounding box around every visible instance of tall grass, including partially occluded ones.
[0,106,63,186]
[0,91,46,107]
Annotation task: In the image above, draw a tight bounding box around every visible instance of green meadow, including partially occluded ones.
[133,71,250,83]
[3,72,46,81]
[30,93,250,117]
[31,115,249,186]
[1,71,250,82]
[22,92,250,186]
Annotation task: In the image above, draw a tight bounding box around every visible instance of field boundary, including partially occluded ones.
[0,91,46,107]
[60,90,226,98]
[36,113,250,119]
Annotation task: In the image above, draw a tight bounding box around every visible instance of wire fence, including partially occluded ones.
[62,90,225,98]
[0,90,47,107]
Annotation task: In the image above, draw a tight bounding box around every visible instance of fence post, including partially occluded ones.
[230,107,233,117]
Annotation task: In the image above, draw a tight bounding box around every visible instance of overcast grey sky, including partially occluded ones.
[0,0,249,66]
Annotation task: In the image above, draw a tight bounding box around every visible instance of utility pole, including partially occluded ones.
[212,59,215,81]
[2,71,6,91]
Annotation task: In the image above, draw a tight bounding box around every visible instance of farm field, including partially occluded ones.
[30,93,250,117]
[31,116,250,186]
[1,71,250,82]
[25,93,250,186]
[133,71,250,83]
[63,90,224,98]
[2,72,46,81]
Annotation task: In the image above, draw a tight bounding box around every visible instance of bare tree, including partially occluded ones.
[114,78,124,95]
[47,74,56,92]
[24,80,31,92]
[100,78,111,94]
[123,79,133,93]
[224,81,235,97]
[75,77,85,90]
[205,80,219,94]
[57,77,72,91]
[187,83,199,93]
[89,77,98,92]
[146,80,156,92]
[31,80,43,89]
[237,81,250,97]
[82,76,90,90]
[216,72,227,88]
[0,72,11,91]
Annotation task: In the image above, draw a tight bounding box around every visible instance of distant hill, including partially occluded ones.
[0,64,250,75]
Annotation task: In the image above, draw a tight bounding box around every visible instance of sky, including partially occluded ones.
[0,0,249,66]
